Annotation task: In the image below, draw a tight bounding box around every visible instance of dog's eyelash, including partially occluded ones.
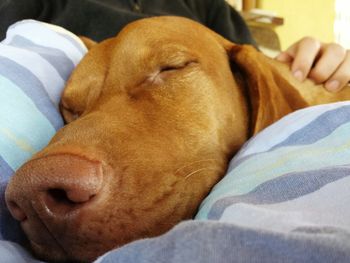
[160,60,198,72]
[160,65,181,72]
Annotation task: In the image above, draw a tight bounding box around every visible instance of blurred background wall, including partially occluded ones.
[227,0,350,50]
[257,0,335,50]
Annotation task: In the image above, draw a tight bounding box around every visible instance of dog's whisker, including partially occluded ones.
[174,159,221,175]
[184,167,222,180]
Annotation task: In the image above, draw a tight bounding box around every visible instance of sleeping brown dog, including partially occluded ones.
[5,16,350,262]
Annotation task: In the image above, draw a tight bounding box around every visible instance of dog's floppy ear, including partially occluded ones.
[60,39,113,123]
[227,44,308,135]
[79,36,97,50]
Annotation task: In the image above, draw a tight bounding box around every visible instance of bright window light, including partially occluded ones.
[334,0,350,48]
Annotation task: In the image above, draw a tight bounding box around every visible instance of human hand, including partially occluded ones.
[275,37,350,92]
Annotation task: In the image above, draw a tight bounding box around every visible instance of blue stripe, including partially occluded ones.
[292,226,345,235]
[0,184,25,242]
[9,35,75,80]
[0,76,57,171]
[0,56,63,130]
[0,155,14,183]
[208,165,350,219]
[228,105,350,172]
[271,105,350,149]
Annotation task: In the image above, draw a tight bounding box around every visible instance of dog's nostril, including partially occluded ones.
[47,189,77,206]
[7,201,27,222]
[44,187,97,216]
[44,188,82,216]
[47,187,96,204]
[7,154,103,219]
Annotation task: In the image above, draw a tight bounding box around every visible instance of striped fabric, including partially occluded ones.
[196,101,350,237]
[0,20,87,242]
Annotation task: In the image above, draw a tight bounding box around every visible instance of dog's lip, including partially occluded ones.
[21,216,68,257]
[18,193,82,260]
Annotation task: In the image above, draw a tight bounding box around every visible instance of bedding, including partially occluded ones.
[0,20,87,244]
[1,20,350,263]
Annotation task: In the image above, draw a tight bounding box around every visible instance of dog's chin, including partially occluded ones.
[29,232,111,262]
[31,241,103,263]
[30,242,70,263]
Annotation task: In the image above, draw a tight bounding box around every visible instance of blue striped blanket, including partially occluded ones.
[197,102,350,228]
[0,20,87,244]
[1,21,350,263]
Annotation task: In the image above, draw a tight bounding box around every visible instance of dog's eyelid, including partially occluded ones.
[159,59,198,72]
[60,105,81,123]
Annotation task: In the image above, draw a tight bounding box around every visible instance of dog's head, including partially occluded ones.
[5,16,307,262]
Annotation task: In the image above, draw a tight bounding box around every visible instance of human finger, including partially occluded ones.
[308,43,347,84]
[324,50,350,92]
[289,37,321,82]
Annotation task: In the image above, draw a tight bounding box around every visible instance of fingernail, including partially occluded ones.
[325,80,340,92]
[293,70,304,82]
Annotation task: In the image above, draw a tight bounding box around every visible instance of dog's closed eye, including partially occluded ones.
[154,59,198,81]
[144,60,197,86]
[159,60,198,73]
[60,104,81,123]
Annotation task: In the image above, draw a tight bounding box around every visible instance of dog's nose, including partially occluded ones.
[5,154,104,221]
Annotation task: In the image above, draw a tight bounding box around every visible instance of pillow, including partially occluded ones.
[0,240,43,263]
[0,19,87,242]
[196,101,350,236]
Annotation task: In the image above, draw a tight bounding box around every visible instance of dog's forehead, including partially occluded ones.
[115,16,222,52]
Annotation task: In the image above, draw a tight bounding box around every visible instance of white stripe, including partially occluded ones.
[43,22,88,54]
[4,20,86,66]
[0,44,64,107]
